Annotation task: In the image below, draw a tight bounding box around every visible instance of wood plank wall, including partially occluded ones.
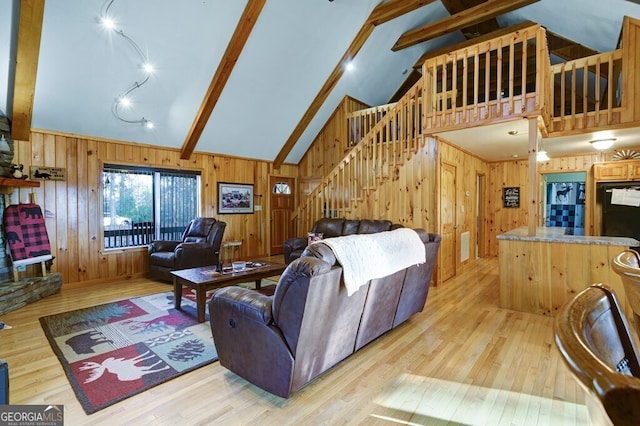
[12,130,296,288]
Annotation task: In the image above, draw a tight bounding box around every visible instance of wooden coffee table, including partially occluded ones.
[171,261,286,323]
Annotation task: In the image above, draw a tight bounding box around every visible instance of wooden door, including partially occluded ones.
[269,176,295,255]
[440,162,457,282]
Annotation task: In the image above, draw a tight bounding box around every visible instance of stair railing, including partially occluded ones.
[295,77,424,232]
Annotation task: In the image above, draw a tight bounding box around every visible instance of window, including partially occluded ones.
[103,165,201,248]
[272,181,291,194]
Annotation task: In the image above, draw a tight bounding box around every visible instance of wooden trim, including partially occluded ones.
[180,0,266,160]
[11,0,45,142]
[393,0,540,51]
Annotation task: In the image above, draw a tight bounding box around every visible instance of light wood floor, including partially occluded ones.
[0,257,588,425]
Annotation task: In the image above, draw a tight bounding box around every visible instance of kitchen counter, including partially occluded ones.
[497,226,639,246]
[498,227,638,317]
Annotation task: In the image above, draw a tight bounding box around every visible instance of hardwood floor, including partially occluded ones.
[0,257,588,425]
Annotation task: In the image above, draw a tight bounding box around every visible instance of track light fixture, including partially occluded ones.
[100,0,154,130]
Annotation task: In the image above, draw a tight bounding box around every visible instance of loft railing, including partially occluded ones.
[346,102,396,147]
[548,49,623,132]
[295,78,424,233]
[422,24,549,130]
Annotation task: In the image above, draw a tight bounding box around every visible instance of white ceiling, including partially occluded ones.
[2,0,640,164]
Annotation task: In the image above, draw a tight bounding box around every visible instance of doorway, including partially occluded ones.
[542,172,586,234]
[269,176,295,255]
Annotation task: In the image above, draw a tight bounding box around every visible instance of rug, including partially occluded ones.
[40,289,218,414]
[39,281,277,414]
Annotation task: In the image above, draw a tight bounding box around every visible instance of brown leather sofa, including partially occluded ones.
[209,228,440,398]
[282,218,398,264]
[148,217,226,282]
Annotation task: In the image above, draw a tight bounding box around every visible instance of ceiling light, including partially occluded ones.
[590,138,616,150]
[536,150,550,162]
[345,61,354,72]
[101,17,115,30]
[508,130,518,136]
[142,63,154,74]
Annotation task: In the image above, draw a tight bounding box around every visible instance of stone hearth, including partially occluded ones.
[0,272,63,316]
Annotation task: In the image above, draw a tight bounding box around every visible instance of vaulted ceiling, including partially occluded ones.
[1,0,640,164]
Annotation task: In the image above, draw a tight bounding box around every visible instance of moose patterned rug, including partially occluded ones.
[39,290,218,414]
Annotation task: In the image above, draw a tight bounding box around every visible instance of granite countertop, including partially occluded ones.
[497,226,640,246]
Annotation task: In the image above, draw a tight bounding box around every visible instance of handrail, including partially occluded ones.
[346,102,396,147]
[549,49,623,132]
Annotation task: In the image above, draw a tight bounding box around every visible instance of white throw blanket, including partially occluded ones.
[319,228,426,296]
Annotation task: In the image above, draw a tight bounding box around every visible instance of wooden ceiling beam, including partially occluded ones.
[392,0,540,51]
[368,0,437,26]
[273,0,433,168]
[180,0,266,160]
[11,0,45,142]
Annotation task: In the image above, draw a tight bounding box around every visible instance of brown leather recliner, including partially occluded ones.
[282,218,397,264]
[148,217,226,282]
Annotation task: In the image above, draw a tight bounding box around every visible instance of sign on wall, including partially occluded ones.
[29,166,66,181]
[503,187,520,208]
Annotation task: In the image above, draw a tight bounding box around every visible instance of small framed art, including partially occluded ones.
[503,187,520,208]
[218,182,254,214]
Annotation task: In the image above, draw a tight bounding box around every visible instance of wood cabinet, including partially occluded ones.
[593,160,640,181]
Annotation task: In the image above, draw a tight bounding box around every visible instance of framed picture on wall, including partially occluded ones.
[503,187,520,208]
[217,182,254,214]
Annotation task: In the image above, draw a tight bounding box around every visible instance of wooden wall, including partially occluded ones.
[12,130,296,288]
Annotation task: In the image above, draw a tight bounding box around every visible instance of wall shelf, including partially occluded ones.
[0,178,40,194]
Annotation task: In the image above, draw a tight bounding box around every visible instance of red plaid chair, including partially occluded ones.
[3,203,53,281]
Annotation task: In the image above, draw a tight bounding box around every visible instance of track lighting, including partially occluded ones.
[100,0,155,130]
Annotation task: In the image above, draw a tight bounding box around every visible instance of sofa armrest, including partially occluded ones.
[148,240,180,254]
[209,287,294,398]
[283,237,308,264]
[210,286,273,324]
[283,237,308,252]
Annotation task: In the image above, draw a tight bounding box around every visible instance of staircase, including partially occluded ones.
[294,76,425,233]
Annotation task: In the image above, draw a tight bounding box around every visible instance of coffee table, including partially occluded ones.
[171,261,286,323]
